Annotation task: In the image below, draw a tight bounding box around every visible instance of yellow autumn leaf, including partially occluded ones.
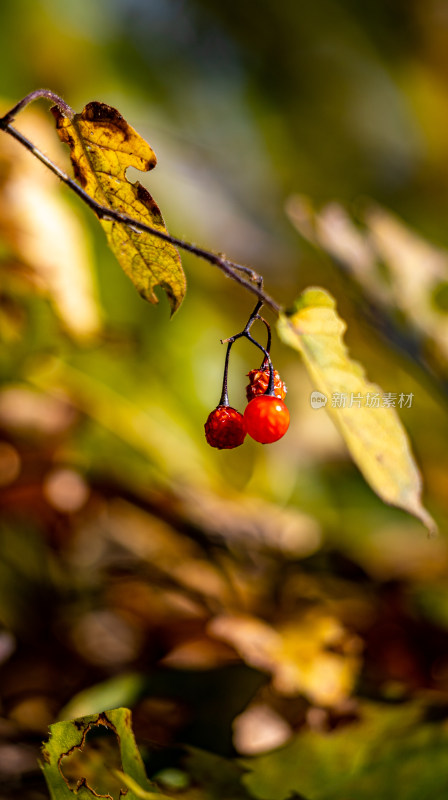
[208,610,361,706]
[278,288,437,535]
[51,101,185,313]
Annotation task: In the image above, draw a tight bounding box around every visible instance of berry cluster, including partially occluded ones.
[204,303,290,449]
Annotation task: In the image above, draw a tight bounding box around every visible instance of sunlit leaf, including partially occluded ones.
[208,609,361,706]
[52,101,186,314]
[40,707,157,800]
[0,106,101,338]
[278,288,437,535]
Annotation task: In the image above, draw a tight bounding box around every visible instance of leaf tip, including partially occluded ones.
[168,294,184,317]
[421,510,439,538]
[292,287,336,313]
[402,488,438,537]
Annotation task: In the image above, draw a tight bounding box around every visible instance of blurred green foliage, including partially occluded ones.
[1,1,448,798]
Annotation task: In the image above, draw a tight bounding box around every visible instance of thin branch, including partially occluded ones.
[0,88,74,124]
[0,91,282,314]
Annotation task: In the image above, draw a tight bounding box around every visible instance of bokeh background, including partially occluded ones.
[1,1,448,798]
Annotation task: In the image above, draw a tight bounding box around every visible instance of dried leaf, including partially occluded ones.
[52,102,186,314]
[287,195,448,368]
[286,195,388,304]
[278,288,437,535]
[365,204,448,363]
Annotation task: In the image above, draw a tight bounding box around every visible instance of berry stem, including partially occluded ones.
[219,329,271,406]
[244,301,264,332]
[253,315,272,367]
[218,341,233,406]
[218,300,275,407]
[266,360,275,396]
[245,330,275,394]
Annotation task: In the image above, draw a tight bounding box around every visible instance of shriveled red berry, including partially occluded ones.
[244,395,290,444]
[204,405,246,449]
[246,366,287,401]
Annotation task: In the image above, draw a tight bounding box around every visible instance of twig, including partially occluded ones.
[0,88,74,124]
[0,90,281,314]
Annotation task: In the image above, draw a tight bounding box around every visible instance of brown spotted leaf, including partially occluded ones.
[52,102,185,313]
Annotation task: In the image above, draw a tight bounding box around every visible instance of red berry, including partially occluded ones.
[204,405,246,449]
[246,366,287,401]
[244,395,290,444]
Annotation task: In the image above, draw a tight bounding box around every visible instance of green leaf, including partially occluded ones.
[40,707,156,800]
[59,673,146,721]
[51,101,186,314]
[115,771,170,800]
[277,288,436,535]
[241,700,448,800]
